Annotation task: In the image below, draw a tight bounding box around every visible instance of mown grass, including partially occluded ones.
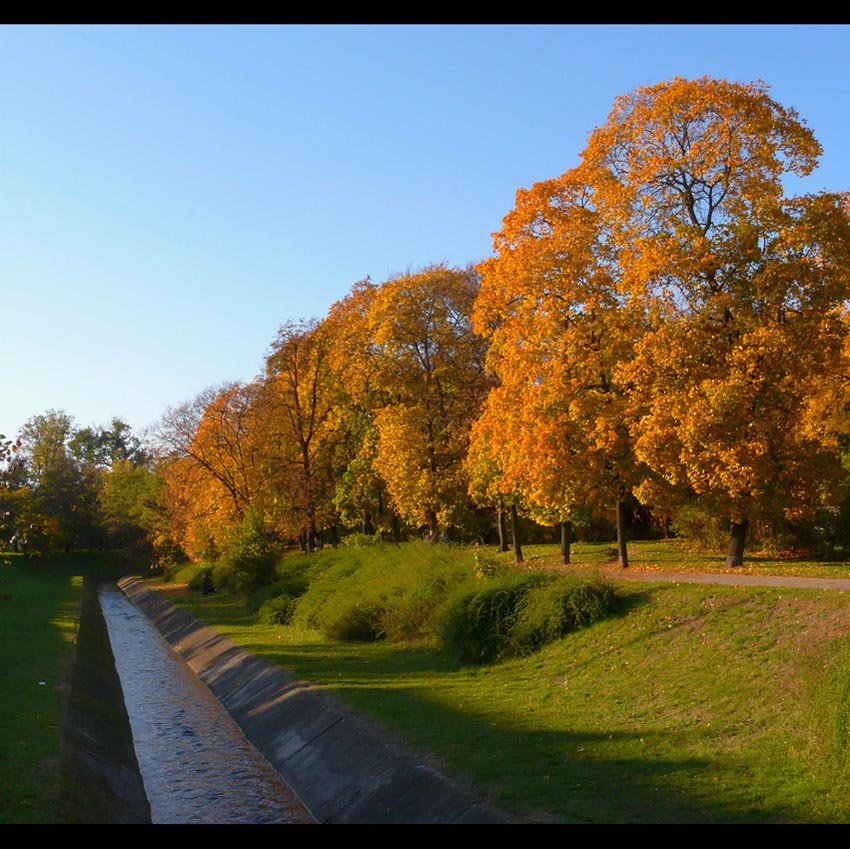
[170,539,850,823]
[529,538,850,578]
[0,552,134,823]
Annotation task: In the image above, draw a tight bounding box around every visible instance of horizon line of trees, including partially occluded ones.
[4,76,850,569]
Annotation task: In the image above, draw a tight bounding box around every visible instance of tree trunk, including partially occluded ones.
[510,504,524,564]
[497,508,508,553]
[390,512,401,544]
[725,518,748,568]
[616,496,629,569]
[560,521,571,566]
[426,509,439,543]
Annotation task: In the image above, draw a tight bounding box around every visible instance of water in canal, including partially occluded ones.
[98,584,316,824]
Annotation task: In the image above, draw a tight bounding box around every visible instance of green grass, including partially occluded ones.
[0,552,132,824]
[170,539,850,823]
[517,538,850,578]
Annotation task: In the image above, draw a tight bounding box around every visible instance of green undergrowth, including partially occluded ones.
[169,540,850,823]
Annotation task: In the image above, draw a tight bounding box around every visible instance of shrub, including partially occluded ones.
[219,510,281,595]
[439,572,549,665]
[323,599,387,642]
[379,574,452,642]
[290,540,479,643]
[257,593,297,626]
[510,578,618,655]
[339,532,383,548]
[245,560,312,616]
[440,573,619,665]
[246,581,288,615]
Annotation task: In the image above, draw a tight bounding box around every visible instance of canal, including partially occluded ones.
[98,584,316,825]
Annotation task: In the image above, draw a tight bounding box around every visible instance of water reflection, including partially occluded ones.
[98,584,315,824]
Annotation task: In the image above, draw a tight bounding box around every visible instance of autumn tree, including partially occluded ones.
[362,264,491,541]
[474,76,850,568]
[153,385,246,560]
[324,278,404,540]
[465,386,529,561]
[578,76,850,566]
[473,169,644,568]
[259,318,341,548]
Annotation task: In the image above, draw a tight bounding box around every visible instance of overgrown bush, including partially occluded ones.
[219,509,281,595]
[510,578,618,656]
[379,574,453,642]
[246,581,288,615]
[257,593,297,626]
[439,573,550,664]
[440,573,619,665]
[245,559,312,615]
[290,540,478,643]
[339,532,384,548]
[322,599,386,641]
[173,560,213,591]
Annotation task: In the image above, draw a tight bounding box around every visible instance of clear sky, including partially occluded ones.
[1,23,849,443]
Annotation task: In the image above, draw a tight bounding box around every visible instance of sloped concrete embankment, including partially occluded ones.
[117,576,508,825]
[57,575,152,823]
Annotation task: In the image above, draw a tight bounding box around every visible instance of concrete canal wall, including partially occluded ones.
[116,576,508,824]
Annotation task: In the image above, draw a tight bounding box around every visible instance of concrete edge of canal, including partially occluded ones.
[116,576,510,825]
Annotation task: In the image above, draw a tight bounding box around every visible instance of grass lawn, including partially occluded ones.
[170,539,850,823]
[0,552,132,824]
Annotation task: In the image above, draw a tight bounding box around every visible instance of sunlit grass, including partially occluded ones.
[517,539,850,579]
[0,557,81,822]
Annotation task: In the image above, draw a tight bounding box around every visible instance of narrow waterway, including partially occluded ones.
[98,584,316,824]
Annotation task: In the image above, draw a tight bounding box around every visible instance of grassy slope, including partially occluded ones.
[172,540,850,824]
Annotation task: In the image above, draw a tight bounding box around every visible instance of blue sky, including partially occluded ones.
[1,24,849,443]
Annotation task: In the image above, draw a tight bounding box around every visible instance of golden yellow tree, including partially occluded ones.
[474,167,643,567]
[474,76,850,567]
[362,264,491,541]
[579,76,850,566]
[323,278,402,539]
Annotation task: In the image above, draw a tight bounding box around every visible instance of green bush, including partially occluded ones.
[257,593,297,626]
[377,574,455,643]
[274,557,312,597]
[339,532,383,548]
[178,561,217,592]
[440,573,619,665]
[219,510,281,595]
[322,599,386,642]
[510,578,618,655]
[245,560,312,615]
[440,572,549,665]
[246,581,288,615]
[290,540,479,643]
